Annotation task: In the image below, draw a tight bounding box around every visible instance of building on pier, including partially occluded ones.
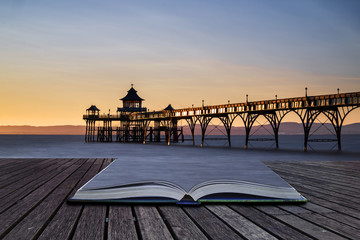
[117,85,147,142]
[86,105,100,116]
[117,84,147,113]
[164,104,174,111]
[84,85,183,144]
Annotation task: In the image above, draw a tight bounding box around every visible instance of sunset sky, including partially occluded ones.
[1,0,360,125]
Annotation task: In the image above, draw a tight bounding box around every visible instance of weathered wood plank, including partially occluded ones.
[108,206,138,240]
[229,205,313,240]
[206,205,277,240]
[279,161,360,178]
[269,163,360,189]
[268,165,360,198]
[0,158,75,213]
[268,164,360,220]
[299,202,360,230]
[302,193,360,219]
[278,205,360,239]
[71,159,112,240]
[37,158,106,240]
[72,205,107,240]
[274,170,360,200]
[268,163,359,187]
[183,206,242,240]
[269,167,360,203]
[278,161,360,181]
[324,212,360,230]
[300,202,334,214]
[290,186,360,219]
[0,158,33,169]
[0,158,72,198]
[2,158,95,240]
[290,182,360,210]
[0,158,86,238]
[269,167,359,196]
[270,163,360,229]
[0,159,51,187]
[134,206,174,240]
[158,205,207,240]
[290,161,360,171]
[255,205,346,240]
[0,158,30,170]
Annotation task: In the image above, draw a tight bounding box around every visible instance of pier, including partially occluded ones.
[84,86,360,151]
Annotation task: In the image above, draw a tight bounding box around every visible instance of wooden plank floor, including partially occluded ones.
[1,158,360,240]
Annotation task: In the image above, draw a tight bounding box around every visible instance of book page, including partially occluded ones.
[81,146,292,193]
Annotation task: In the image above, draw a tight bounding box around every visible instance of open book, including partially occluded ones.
[69,151,306,204]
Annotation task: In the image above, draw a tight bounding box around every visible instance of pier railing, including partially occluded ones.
[129,92,360,120]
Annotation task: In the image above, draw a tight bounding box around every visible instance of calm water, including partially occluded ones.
[181,134,360,152]
[0,135,359,161]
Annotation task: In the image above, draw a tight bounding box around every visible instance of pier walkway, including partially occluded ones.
[1,158,360,239]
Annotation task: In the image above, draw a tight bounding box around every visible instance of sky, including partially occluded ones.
[0,0,360,125]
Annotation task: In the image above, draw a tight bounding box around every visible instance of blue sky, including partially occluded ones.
[1,0,360,124]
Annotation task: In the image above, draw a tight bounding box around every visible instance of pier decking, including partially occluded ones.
[1,158,360,239]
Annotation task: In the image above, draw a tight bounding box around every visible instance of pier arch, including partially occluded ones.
[278,111,306,150]
[291,105,360,151]
[230,114,247,148]
[235,110,290,150]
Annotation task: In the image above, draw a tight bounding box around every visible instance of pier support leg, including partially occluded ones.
[181,127,184,142]
[219,115,235,148]
[86,120,96,142]
[132,127,136,142]
[124,127,129,142]
[154,121,161,142]
[142,128,146,144]
[167,129,171,146]
[201,134,204,148]
[239,113,258,150]
[244,127,251,149]
[303,127,310,151]
[162,119,172,146]
[186,118,196,146]
[321,107,359,151]
[109,122,112,142]
[199,116,212,148]
[337,133,341,151]
[294,108,321,152]
[93,121,96,142]
[85,120,88,142]
[149,127,153,142]
[142,120,150,144]
[264,111,289,149]
[172,119,178,143]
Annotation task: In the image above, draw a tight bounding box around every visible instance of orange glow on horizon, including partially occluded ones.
[1,58,359,126]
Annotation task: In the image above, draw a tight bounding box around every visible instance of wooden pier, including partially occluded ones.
[84,86,360,151]
[1,158,360,239]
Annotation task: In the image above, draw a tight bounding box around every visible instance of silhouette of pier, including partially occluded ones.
[84,86,360,151]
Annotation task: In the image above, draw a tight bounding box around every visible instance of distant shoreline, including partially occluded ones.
[1,122,359,135]
[0,125,85,135]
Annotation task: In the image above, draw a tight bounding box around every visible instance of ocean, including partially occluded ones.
[0,134,359,161]
[181,134,360,152]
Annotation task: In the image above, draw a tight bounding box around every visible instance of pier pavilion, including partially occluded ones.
[84,86,360,151]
